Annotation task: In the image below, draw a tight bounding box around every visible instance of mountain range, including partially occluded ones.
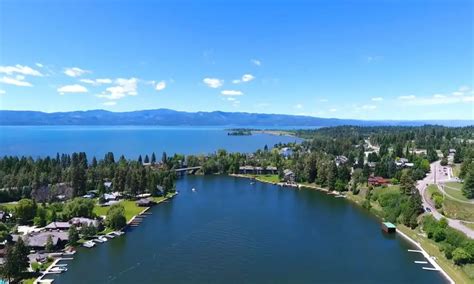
[0,109,471,127]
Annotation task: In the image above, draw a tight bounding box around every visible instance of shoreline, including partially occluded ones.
[230,173,457,283]
[35,192,178,283]
[396,229,455,284]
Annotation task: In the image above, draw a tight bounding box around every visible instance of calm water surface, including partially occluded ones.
[51,176,446,284]
[0,126,301,158]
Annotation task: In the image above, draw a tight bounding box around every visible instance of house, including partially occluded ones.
[104,193,116,201]
[266,166,277,175]
[283,169,295,183]
[44,221,71,231]
[69,217,100,228]
[335,155,349,166]
[368,176,390,186]
[449,149,456,154]
[104,181,112,189]
[279,147,293,158]
[12,231,69,250]
[136,198,155,207]
[239,166,255,174]
[395,158,414,168]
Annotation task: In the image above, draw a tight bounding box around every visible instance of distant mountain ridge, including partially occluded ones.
[0,109,471,127]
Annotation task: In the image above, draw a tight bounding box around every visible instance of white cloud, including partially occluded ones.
[361,104,377,110]
[103,101,117,106]
[294,103,303,109]
[203,77,223,88]
[221,90,243,96]
[0,90,5,95]
[0,76,32,87]
[0,65,43,76]
[367,55,383,63]
[155,81,166,91]
[226,97,236,101]
[398,95,416,100]
[459,86,471,92]
[371,97,383,101]
[80,78,112,85]
[35,63,44,68]
[329,108,337,112]
[233,74,255,84]
[452,91,464,96]
[64,67,89,77]
[97,77,138,100]
[251,59,261,66]
[319,98,328,103]
[402,95,474,106]
[57,84,88,94]
[433,94,446,98]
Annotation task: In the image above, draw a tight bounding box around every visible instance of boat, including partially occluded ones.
[50,266,68,273]
[192,188,196,192]
[99,236,108,242]
[82,240,96,248]
[94,238,105,243]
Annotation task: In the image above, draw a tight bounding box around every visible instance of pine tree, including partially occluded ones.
[151,152,156,164]
[462,167,474,199]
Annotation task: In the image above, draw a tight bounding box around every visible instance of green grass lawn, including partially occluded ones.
[444,186,471,202]
[452,164,461,178]
[241,174,280,183]
[443,197,474,222]
[93,200,144,222]
[427,184,441,197]
[0,202,18,211]
[445,181,463,190]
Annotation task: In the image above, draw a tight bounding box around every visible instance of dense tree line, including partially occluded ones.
[0,152,177,202]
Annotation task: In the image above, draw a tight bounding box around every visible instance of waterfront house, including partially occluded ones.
[368,176,390,186]
[266,166,277,174]
[283,169,295,183]
[136,198,155,207]
[239,165,255,174]
[12,231,69,250]
[69,217,101,228]
[44,221,71,231]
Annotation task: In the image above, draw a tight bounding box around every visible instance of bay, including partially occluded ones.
[0,126,301,158]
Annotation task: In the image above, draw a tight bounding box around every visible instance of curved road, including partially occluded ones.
[417,161,474,239]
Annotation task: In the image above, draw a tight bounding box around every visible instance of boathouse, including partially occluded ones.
[381,222,396,233]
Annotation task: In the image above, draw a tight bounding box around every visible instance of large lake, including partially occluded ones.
[0,126,301,158]
[50,176,446,283]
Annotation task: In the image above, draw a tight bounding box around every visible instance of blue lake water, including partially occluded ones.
[50,176,447,284]
[0,126,301,158]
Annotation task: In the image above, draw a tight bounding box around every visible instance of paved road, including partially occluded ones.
[417,160,474,239]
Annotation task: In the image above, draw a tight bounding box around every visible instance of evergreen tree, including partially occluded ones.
[462,167,474,199]
[151,152,156,164]
[68,226,80,246]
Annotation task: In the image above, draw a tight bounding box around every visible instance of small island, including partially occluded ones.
[227,129,252,136]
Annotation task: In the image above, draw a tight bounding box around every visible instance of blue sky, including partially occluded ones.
[0,0,472,120]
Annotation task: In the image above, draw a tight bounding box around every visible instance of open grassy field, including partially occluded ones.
[397,225,473,284]
[444,185,470,202]
[443,197,474,222]
[445,181,463,190]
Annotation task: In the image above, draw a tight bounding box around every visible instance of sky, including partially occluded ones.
[0,0,473,120]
